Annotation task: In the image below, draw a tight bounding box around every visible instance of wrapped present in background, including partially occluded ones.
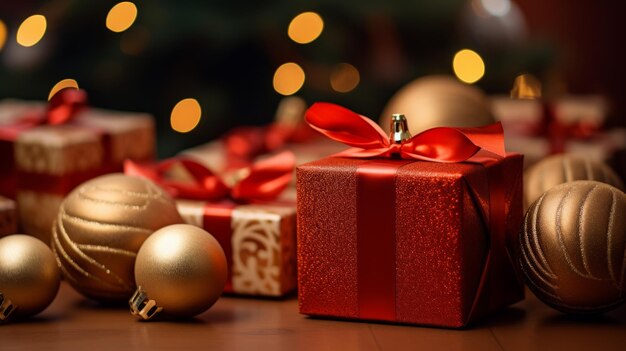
[180,97,345,182]
[125,152,297,298]
[297,104,524,328]
[491,94,608,137]
[0,89,155,242]
[490,75,625,181]
[0,196,17,238]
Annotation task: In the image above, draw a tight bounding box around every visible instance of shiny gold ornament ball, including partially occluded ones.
[518,181,626,314]
[131,224,227,319]
[51,174,184,302]
[524,154,624,209]
[380,75,494,134]
[0,235,60,321]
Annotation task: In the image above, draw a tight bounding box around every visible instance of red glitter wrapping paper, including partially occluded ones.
[296,154,524,328]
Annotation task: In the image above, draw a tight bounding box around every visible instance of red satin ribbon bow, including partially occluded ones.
[305,102,507,162]
[0,88,87,141]
[47,88,87,125]
[223,122,316,169]
[124,151,295,202]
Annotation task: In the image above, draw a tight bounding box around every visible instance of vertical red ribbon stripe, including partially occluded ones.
[203,204,235,293]
[356,160,412,320]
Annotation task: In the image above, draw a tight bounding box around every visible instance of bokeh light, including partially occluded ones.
[171,98,202,133]
[510,74,542,99]
[480,0,511,17]
[48,79,79,100]
[330,63,360,93]
[16,15,47,47]
[0,20,7,51]
[288,12,324,44]
[106,2,138,33]
[273,63,305,96]
[452,49,485,84]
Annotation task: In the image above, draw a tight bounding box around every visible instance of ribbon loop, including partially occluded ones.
[47,88,87,125]
[305,103,506,162]
[124,151,295,203]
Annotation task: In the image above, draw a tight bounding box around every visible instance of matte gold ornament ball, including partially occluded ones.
[524,154,624,209]
[0,235,60,322]
[51,174,184,302]
[130,224,227,320]
[518,181,626,314]
[380,75,494,134]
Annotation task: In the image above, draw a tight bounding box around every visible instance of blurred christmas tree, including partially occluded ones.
[0,0,552,156]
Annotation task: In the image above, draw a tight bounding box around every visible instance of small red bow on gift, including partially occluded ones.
[0,88,86,140]
[222,121,316,170]
[124,151,295,202]
[305,103,506,163]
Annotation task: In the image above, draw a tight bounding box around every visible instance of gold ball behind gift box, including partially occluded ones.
[0,235,60,321]
[518,181,626,314]
[131,224,227,319]
[380,75,494,134]
[51,174,184,302]
[524,154,624,208]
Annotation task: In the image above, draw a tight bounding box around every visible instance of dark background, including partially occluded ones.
[1,1,624,157]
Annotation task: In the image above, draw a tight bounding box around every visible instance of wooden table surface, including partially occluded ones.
[1,282,625,351]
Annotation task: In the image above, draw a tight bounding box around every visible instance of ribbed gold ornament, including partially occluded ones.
[524,154,624,208]
[518,181,626,314]
[51,174,184,302]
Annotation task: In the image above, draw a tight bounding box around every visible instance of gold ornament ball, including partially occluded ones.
[52,174,184,302]
[524,154,624,209]
[0,235,60,321]
[131,224,227,319]
[518,181,626,314]
[380,75,494,134]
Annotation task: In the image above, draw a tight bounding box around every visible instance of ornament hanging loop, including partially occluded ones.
[389,114,412,144]
[0,292,16,322]
[129,286,163,320]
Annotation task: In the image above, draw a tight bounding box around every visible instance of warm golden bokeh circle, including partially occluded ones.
[48,79,79,101]
[106,2,138,33]
[330,63,360,93]
[273,63,305,96]
[170,98,202,133]
[16,14,47,47]
[452,49,485,84]
[288,12,324,44]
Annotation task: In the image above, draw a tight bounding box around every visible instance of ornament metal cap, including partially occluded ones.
[0,292,16,322]
[129,286,163,320]
[389,113,412,144]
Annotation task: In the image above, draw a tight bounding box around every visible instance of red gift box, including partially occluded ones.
[125,152,297,297]
[0,89,154,241]
[296,103,524,327]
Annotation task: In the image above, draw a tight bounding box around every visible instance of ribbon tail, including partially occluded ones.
[455,122,506,157]
[232,151,295,201]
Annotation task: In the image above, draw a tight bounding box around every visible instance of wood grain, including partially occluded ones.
[1,283,625,351]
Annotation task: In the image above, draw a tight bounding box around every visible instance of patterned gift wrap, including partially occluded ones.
[0,92,155,242]
[177,201,297,297]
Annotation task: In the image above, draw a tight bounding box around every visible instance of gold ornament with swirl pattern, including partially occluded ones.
[518,180,626,314]
[51,174,184,302]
